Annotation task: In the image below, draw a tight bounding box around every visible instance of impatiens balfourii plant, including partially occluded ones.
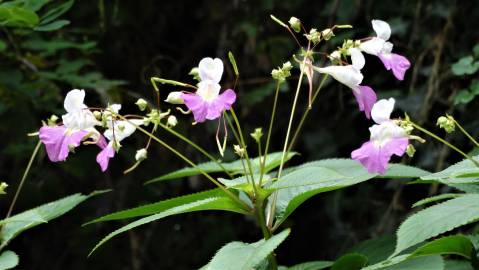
[11,15,479,270]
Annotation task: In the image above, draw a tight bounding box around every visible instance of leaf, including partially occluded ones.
[39,0,74,24]
[0,6,39,28]
[0,190,107,249]
[394,194,479,256]
[0,251,18,270]
[228,51,239,76]
[452,56,479,76]
[445,260,474,270]
[34,19,69,31]
[410,235,473,259]
[474,44,479,58]
[89,196,250,256]
[349,235,396,265]
[421,156,479,184]
[270,159,427,229]
[145,151,296,184]
[204,229,290,270]
[85,188,249,225]
[331,253,367,270]
[284,261,333,270]
[454,89,475,105]
[371,255,444,270]
[412,193,463,208]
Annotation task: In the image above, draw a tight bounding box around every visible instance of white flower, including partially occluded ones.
[61,89,98,130]
[104,119,143,144]
[198,57,223,83]
[196,80,221,102]
[371,98,395,124]
[359,19,393,56]
[316,65,363,90]
[369,121,406,147]
[348,47,365,70]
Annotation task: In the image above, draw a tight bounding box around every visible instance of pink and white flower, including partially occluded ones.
[39,89,101,162]
[96,104,143,171]
[180,57,236,123]
[351,98,409,174]
[316,48,377,118]
[359,20,411,80]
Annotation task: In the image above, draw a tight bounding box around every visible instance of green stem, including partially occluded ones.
[254,197,277,269]
[6,140,42,218]
[410,121,479,167]
[453,119,479,148]
[267,67,306,228]
[118,115,252,212]
[259,81,281,186]
[225,114,253,186]
[287,74,328,152]
[156,122,234,178]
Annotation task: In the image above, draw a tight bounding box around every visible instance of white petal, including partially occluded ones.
[198,57,224,83]
[371,98,395,124]
[381,41,394,54]
[64,89,86,112]
[372,19,391,40]
[165,91,184,104]
[196,80,221,102]
[359,38,385,56]
[349,48,365,70]
[104,119,143,142]
[62,110,98,130]
[370,121,405,146]
[316,65,363,90]
[110,104,122,114]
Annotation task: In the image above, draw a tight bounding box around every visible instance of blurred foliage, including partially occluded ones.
[1,0,479,269]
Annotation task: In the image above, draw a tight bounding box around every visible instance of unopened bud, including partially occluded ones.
[329,50,341,62]
[165,91,184,104]
[234,144,245,158]
[271,61,293,82]
[321,28,334,40]
[250,128,263,142]
[189,67,200,81]
[135,98,148,111]
[47,115,59,126]
[167,115,178,127]
[288,17,301,33]
[0,182,8,194]
[93,111,102,120]
[135,148,147,162]
[437,115,455,133]
[406,144,416,157]
[305,28,321,45]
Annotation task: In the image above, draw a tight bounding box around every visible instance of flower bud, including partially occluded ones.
[189,67,200,81]
[406,144,416,157]
[0,182,8,194]
[250,128,263,142]
[165,91,184,104]
[271,61,293,82]
[234,144,245,158]
[47,115,59,126]
[321,28,334,40]
[305,28,321,45]
[288,17,301,33]
[437,115,455,133]
[135,148,147,162]
[135,98,148,111]
[93,111,102,120]
[167,115,178,127]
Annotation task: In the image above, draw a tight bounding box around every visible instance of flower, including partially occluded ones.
[182,57,236,123]
[39,89,101,162]
[351,98,409,174]
[96,104,143,171]
[359,20,411,80]
[316,48,377,118]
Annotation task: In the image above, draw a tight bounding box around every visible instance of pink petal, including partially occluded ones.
[96,135,108,149]
[206,89,236,120]
[96,144,115,172]
[378,53,411,81]
[182,93,208,122]
[39,126,88,162]
[351,137,408,174]
[352,85,377,119]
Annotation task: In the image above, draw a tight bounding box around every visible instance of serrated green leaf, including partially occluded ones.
[394,194,479,256]
[365,255,444,270]
[0,190,106,249]
[34,19,69,31]
[271,159,427,229]
[410,235,473,259]
[0,250,18,270]
[412,193,463,208]
[203,229,290,270]
[349,235,396,265]
[85,188,249,225]
[0,6,39,28]
[421,156,479,184]
[452,56,479,76]
[331,253,367,270]
[145,151,296,184]
[89,197,250,256]
[284,261,333,270]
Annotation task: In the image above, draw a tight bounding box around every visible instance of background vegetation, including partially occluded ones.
[1,0,478,269]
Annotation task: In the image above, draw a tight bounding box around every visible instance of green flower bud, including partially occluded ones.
[189,67,200,81]
[288,17,301,33]
[437,115,455,133]
[0,182,8,194]
[234,144,245,158]
[167,115,178,127]
[135,98,148,111]
[271,61,293,82]
[250,128,263,142]
[93,111,102,121]
[135,148,147,162]
[406,144,416,157]
[305,28,321,45]
[47,115,59,126]
[165,91,184,104]
[321,28,334,40]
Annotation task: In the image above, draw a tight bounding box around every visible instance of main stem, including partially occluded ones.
[267,68,305,228]
[410,121,479,167]
[6,140,42,218]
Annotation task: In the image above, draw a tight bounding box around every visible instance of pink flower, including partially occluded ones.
[351,98,409,174]
[39,126,89,162]
[359,20,411,80]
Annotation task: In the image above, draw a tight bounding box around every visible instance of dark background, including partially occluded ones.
[1,0,478,269]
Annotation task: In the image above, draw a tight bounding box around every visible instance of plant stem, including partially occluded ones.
[117,115,252,212]
[6,140,42,218]
[259,82,281,186]
[452,119,479,148]
[287,74,328,152]
[225,114,253,186]
[156,122,234,178]
[410,121,479,167]
[254,197,278,269]
[267,67,306,228]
